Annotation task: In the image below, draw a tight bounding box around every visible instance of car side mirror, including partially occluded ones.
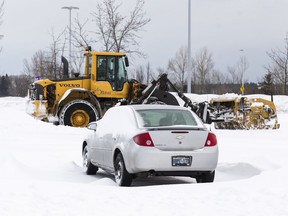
[87,122,97,131]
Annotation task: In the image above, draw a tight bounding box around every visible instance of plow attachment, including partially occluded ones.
[210,96,280,129]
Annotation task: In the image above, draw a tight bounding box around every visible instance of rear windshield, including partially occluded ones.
[136,109,198,127]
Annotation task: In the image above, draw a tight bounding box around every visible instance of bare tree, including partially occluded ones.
[168,46,187,91]
[131,62,152,84]
[46,29,67,79]
[23,50,48,79]
[0,1,3,25]
[193,47,215,93]
[23,30,69,80]
[227,66,242,84]
[237,56,249,87]
[71,15,91,48]
[134,65,146,83]
[91,0,150,55]
[0,1,4,53]
[210,70,227,84]
[265,35,288,95]
[155,67,167,78]
[145,62,152,84]
[71,50,85,75]
[9,75,31,97]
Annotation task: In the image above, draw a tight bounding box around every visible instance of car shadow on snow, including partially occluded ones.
[85,169,196,186]
[80,163,264,186]
[131,176,196,186]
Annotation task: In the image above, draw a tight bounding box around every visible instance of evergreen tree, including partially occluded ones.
[0,74,10,96]
[261,72,273,95]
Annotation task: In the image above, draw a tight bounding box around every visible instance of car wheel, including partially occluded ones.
[83,145,98,175]
[114,153,133,186]
[196,171,215,183]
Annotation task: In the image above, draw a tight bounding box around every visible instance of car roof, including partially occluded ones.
[123,104,192,111]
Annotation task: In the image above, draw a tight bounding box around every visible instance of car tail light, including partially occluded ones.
[133,133,154,147]
[205,132,217,147]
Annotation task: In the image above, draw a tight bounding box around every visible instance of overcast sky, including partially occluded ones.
[1,0,288,82]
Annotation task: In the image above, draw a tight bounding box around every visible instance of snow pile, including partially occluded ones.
[0,95,288,216]
[270,95,288,113]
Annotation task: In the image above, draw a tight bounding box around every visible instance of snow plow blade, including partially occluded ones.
[26,99,49,120]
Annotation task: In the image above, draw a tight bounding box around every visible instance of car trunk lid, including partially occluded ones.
[147,127,208,151]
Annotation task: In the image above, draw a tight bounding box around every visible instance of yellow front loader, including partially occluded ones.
[27,50,134,127]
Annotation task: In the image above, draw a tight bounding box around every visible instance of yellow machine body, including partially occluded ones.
[210,96,280,129]
[27,51,133,127]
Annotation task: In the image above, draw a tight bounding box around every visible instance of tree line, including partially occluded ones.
[0,74,31,97]
[0,0,287,97]
[133,46,286,96]
[0,72,276,97]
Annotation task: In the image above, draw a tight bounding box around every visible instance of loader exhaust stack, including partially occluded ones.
[61,56,69,78]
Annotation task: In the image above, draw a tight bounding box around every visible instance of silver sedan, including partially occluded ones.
[82,105,218,186]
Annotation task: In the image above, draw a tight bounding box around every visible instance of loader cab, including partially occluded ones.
[87,51,130,99]
[96,55,128,91]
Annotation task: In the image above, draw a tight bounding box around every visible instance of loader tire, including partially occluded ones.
[59,99,99,127]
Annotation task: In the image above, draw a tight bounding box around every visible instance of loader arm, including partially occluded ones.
[134,74,213,124]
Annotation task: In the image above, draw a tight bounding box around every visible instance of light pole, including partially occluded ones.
[0,35,3,52]
[187,0,192,93]
[239,49,245,95]
[62,6,79,75]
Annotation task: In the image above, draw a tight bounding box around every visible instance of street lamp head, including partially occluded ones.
[61,6,79,10]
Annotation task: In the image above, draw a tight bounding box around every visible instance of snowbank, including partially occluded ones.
[0,95,288,216]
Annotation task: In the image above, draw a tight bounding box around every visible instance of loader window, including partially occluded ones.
[96,55,128,91]
[85,55,92,75]
[97,56,109,81]
[117,57,127,90]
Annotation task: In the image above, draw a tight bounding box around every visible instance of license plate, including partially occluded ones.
[172,156,192,166]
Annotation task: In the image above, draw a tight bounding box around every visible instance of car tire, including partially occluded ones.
[83,145,98,175]
[114,153,133,186]
[196,171,215,183]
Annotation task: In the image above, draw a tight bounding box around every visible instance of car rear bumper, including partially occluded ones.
[124,145,218,175]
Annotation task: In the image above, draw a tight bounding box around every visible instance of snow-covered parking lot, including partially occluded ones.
[1,96,288,216]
